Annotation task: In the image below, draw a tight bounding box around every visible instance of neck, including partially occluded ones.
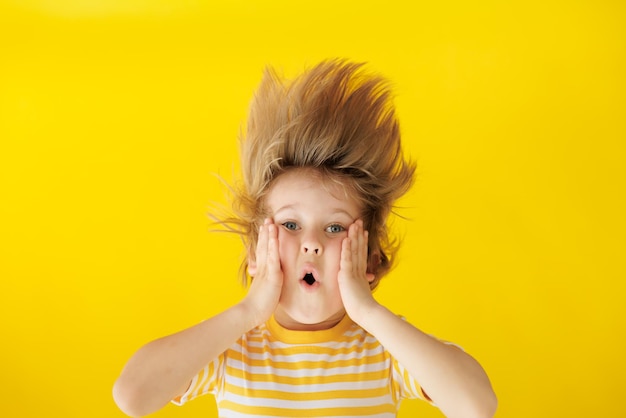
[273,308,346,331]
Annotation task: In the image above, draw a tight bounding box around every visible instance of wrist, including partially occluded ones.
[348,298,385,331]
[237,297,271,330]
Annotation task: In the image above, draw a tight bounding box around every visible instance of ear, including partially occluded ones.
[366,251,381,283]
[247,251,257,277]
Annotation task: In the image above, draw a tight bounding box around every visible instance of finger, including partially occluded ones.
[361,229,369,276]
[350,222,359,268]
[352,220,365,276]
[254,220,270,276]
[340,236,353,274]
[266,223,282,278]
[364,229,370,266]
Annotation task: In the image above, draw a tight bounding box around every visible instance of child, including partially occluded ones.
[113,59,497,418]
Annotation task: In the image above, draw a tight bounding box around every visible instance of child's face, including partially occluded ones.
[264,168,362,330]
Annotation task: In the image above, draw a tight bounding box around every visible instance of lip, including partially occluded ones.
[299,278,321,292]
[299,263,321,292]
[299,263,320,283]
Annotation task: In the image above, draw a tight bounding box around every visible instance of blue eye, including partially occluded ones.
[282,221,299,231]
[326,224,345,233]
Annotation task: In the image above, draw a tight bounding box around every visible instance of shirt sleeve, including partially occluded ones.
[391,354,432,403]
[389,319,464,405]
[171,352,225,406]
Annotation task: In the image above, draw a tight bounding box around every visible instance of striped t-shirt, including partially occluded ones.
[173,314,432,417]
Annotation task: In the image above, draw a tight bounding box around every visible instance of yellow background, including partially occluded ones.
[1,1,625,417]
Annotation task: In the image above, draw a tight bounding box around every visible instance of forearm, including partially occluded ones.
[356,304,497,418]
[113,302,257,417]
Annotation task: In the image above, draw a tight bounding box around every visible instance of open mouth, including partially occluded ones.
[303,272,316,286]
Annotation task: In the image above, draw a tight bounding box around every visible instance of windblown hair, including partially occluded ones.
[225,59,415,289]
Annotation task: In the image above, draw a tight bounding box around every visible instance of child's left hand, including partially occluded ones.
[338,220,379,323]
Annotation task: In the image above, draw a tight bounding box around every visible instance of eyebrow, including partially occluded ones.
[273,205,357,220]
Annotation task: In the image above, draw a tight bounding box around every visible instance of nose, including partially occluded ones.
[301,231,323,255]
[303,246,320,255]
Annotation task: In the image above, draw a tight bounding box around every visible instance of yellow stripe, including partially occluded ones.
[225,365,389,385]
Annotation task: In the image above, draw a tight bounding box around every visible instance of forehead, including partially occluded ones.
[265,168,362,216]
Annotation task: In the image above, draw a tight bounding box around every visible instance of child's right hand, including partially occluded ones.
[113,219,283,417]
[242,218,283,327]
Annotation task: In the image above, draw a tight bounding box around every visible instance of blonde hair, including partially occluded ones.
[224,59,415,289]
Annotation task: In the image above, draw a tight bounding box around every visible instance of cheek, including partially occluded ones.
[327,239,345,263]
[277,231,297,259]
